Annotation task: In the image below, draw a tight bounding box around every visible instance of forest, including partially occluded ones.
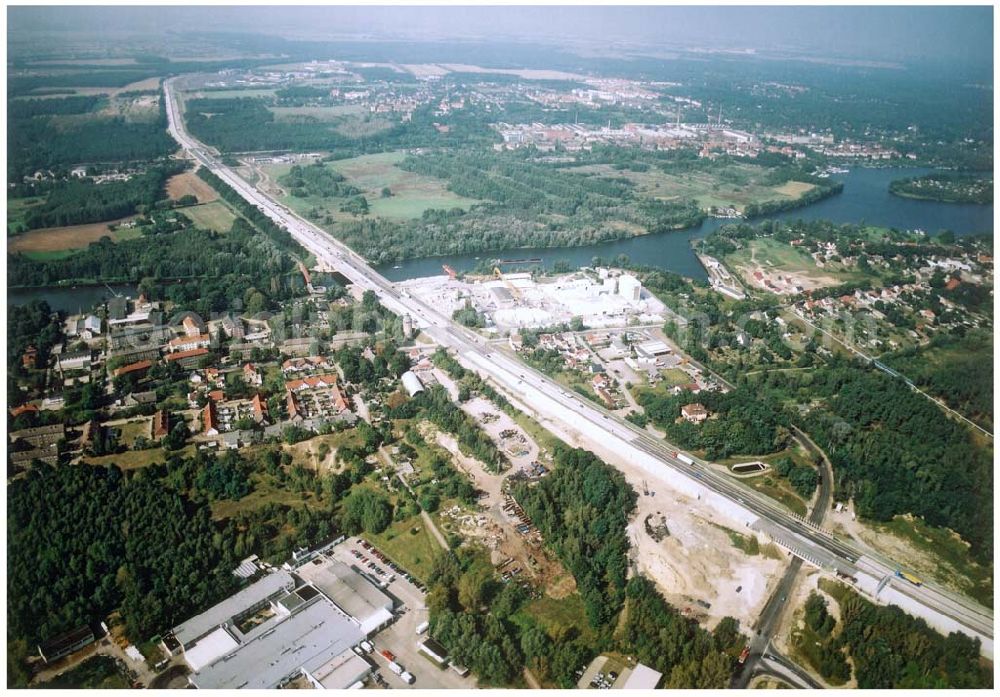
[889,172,993,204]
[761,360,993,561]
[7,463,239,645]
[513,446,636,628]
[882,330,993,431]
[9,219,301,316]
[827,583,991,688]
[8,95,100,118]
[279,162,361,199]
[8,87,175,180]
[636,385,791,460]
[620,577,747,688]
[10,164,183,231]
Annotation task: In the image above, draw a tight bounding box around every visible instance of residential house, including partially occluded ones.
[153,410,170,439]
[203,400,220,436]
[681,403,709,424]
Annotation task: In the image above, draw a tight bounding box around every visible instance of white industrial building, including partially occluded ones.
[622,663,663,689]
[618,274,641,301]
[293,555,394,635]
[166,554,396,690]
[401,370,424,397]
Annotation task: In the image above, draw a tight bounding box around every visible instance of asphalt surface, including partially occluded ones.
[162,76,993,651]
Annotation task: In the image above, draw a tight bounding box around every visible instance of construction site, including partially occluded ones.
[397,267,667,331]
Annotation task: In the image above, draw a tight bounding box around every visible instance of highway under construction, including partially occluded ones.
[164,75,993,660]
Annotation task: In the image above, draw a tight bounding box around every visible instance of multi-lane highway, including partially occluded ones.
[163,76,993,656]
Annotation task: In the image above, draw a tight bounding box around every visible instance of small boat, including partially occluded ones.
[392,265,402,269]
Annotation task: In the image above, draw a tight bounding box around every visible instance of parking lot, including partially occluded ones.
[330,537,477,690]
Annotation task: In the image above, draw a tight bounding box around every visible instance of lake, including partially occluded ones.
[376,167,994,282]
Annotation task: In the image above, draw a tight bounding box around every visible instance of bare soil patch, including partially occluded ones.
[8,218,135,253]
[166,170,219,203]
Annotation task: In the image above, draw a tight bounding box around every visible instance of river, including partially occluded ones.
[376,167,994,282]
[7,283,136,314]
[8,167,993,309]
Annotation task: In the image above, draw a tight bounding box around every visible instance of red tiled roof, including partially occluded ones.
[202,400,218,433]
[9,403,38,418]
[153,409,169,438]
[114,359,153,377]
[165,348,209,362]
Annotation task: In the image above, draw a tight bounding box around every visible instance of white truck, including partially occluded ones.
[415,621,429,635]
[387,661,404,676]
[675,452,695,466]
[400,671,415,684]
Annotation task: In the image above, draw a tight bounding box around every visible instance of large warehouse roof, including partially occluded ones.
[172,570,295,648]
[622,663,663,689]
[189,600,364,689]
[295,556,394,635]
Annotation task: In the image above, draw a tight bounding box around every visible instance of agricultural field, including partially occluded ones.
[179,201,238,233]
[8,218,143,259]
[570,161,816,213]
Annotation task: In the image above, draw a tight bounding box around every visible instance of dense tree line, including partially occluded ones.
[8,87,174,180]
[7,463,238,644]
[8,95,100,118]
[387,384,507,471]
[513,446,636,627]
[196,168,303,253]
[882,330,993,431]
[279,163,361,199]
[186,97,354,152]
[427,551,526,685]
[889,172,993,205]
[7,299,62,372]
[833,585,990,688]
[619,577,746,688]
[742,179,843,218]
[9,221,299,316]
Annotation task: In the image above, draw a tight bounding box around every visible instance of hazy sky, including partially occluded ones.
[9,5,994,68]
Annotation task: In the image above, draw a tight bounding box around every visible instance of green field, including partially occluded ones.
[571,162,816,213]
[181,201,239,232]
[265,151,480,223]
[7,196,45,234]
[269,104,367,121]
[658,367,692,387]
[513,593,597,644]
[726,238,868,286]
[362,515,443,583]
